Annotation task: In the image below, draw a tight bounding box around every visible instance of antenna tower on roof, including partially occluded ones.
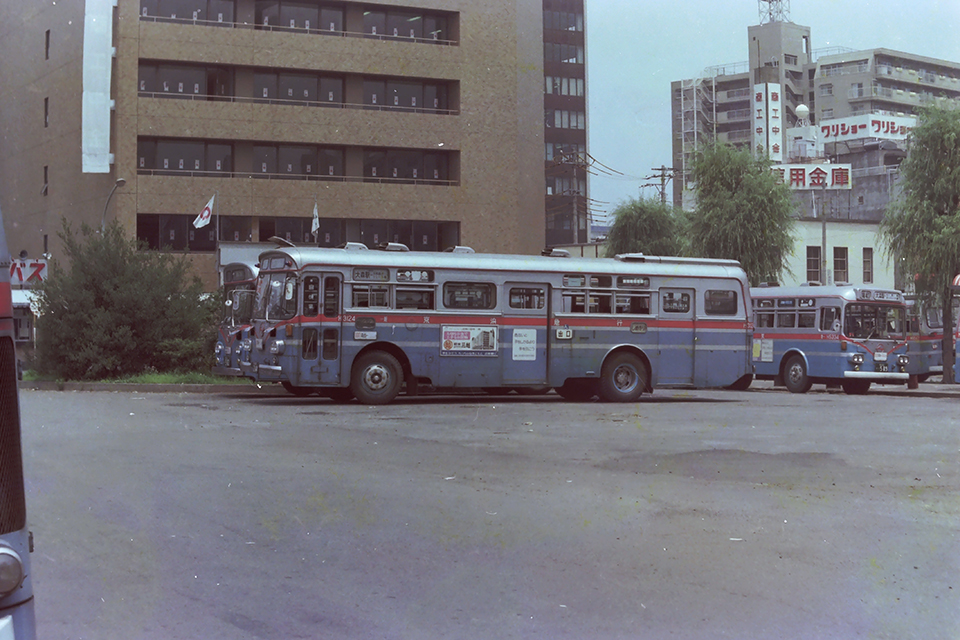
[758,0,790,24]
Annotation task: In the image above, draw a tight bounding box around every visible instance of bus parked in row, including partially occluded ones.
[212,261,258,377]
[235,244,753,404]
[750,284,909,394]
[0,207,36,638]
[904,294,947,382]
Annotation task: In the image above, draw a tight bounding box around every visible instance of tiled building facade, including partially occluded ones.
[0,0,549,289]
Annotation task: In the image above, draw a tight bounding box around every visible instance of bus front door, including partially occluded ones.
[298,274,343,386]
[658,288,695,385]
[502,283,550,387]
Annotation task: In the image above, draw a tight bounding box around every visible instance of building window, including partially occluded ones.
[834,247,848,283]
[44,29,50,59]
[806,246,821,283]
[819,84,833,96]
[784,54,797,66]
[863,247,874,283]
[822,108,834,119]
[42,166,48,197]
[44,97,49,127]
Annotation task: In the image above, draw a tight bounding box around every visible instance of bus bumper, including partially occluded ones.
[0,599,36,640]
[212,366,242,377]
[253,363,283,381]
[843,371,910,381]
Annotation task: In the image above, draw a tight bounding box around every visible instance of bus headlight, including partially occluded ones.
[0,546,25,598]
[215,343,223,356]
[850,353,864,365]
[241,338,252,351]
[898,355,909,366]
[269,340,285,355]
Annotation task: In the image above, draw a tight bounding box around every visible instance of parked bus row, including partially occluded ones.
[213,241,960,402]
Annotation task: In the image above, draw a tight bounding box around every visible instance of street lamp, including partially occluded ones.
[100,177,127,233]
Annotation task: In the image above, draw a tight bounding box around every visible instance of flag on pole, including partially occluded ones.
[193,194,216,229]
[311,201,320,236]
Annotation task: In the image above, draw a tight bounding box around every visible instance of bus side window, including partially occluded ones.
[705,290,738,315]
[798,312,816,328]
[352,285,389,308]
[756,311,774,328]
[443,282,496,309]
[776,312,796,328]
[820,306,840,331]
[303,276,320,316]
[323,277,339,318]
[588,293,612,314]
[615,294,650,315]
[396,288,434,310]
[509,287,545,310]
[562,292,585,313]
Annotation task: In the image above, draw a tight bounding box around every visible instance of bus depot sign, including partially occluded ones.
[9,259,47,286]
[771,164,853,190]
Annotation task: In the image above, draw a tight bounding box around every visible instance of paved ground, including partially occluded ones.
[16,383,960,639]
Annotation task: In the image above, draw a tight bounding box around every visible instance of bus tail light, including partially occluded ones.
[0,545,24,598]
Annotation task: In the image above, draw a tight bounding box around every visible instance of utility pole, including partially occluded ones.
[643,165,677,206]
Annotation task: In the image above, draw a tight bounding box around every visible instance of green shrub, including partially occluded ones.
[33,220,221,380]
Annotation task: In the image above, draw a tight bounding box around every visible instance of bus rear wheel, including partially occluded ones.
[351,351,403,405]
[841,380,871,395]
[599,353,647,402]
[782,355,812,394]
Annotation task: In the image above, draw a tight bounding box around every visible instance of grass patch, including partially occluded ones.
[21,370,254,385]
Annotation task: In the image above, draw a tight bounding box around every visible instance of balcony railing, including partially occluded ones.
[136,167,459,187]
[138,91,459,116]
[138,14,458,46]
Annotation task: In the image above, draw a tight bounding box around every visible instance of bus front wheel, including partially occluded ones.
[351,351,403,405]
[783,355,812,394]
[281,381,314,397]
[599,353,647,402]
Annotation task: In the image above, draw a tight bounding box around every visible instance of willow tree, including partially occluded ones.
[689,143,797,285]
[880,106,960,383]
[603,197,686,258]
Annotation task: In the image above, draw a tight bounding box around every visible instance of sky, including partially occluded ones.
[584,0,960,225]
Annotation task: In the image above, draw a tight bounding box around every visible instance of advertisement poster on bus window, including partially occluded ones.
[441,326,498,357]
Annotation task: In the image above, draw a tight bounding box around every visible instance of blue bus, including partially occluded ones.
[904,294,947,383]
[0,207,36,638]
[751,285,909,394]
[237,244,754,403]
[212,261,258,377]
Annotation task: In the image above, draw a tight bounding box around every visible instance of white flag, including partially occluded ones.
[193,194,216,229]
[311,202,320,235]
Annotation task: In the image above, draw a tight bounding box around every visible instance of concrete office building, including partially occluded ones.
[0,0,549,290]
[542,0,588,247]
[670,1,960,288]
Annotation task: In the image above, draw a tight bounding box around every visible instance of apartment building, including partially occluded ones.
[670,5,960,287]
[0,0,546,290]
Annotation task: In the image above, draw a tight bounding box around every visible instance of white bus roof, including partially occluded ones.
[258,246,749,282]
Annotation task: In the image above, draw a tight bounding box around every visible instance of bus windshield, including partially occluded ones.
[224,288,256,325]
[844,304,905,340]
[255,273,298,321]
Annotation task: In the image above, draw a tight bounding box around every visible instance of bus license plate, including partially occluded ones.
[875,363,889,372]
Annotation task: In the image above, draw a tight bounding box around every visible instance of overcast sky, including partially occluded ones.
[584,0,960,224]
